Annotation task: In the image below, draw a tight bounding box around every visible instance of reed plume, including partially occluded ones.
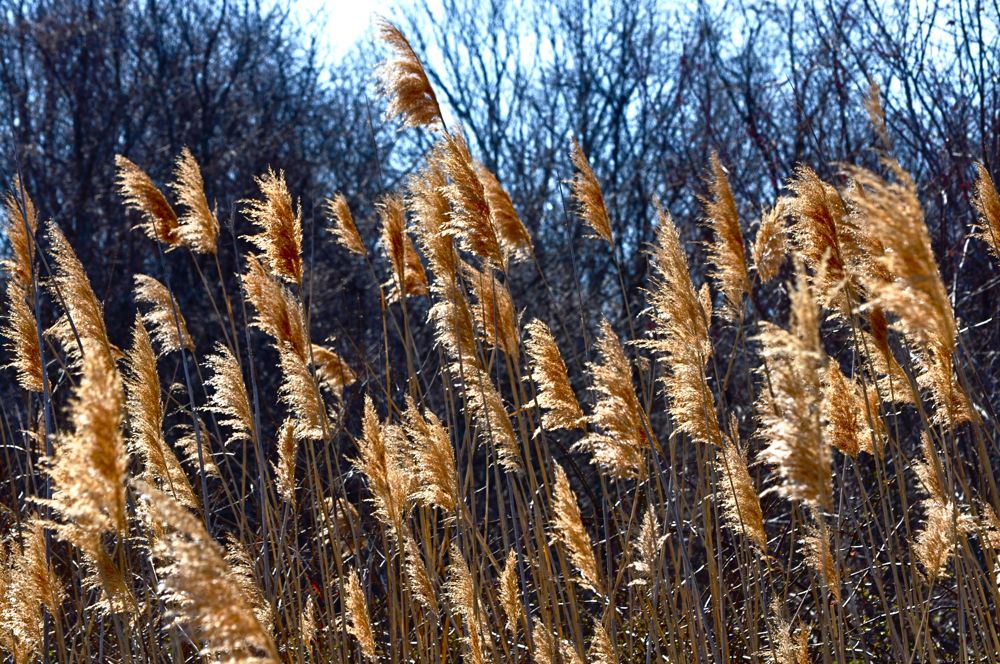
[45,340,133,614]
[174,416,222,479]
[436,134,506,269]
[273,419,298,504]
[753,197,788,284]
[243,168,303,285]
[844,165,969,427]
[45,221,116,364]
[125,314,197,508]
[224,534,275,634]
[972,162,1000,260]
[311,342,356,398]
[344,568,377,660]
[822,362,880,458]
[133,273,193,353]
[581,319,646,479]
[376,18,444,130]
[765,600,811,664]
[204,343,254,442]
[568,138,613,245]
[2,177,38,285]
[464,263,519,360]
[325,193,367,255]
[716,439,767,551]
[911,434,972,581]
[524,318,585,431]
[644,204,719,446]
[408,158,458,282]
[756,269,831,513]
[3,280,42,392]
[0,518,63,664]
[136,482,279,661]
[277,340,326,440]
[589,622,617,664]
[630,509,664,589]
[446,543,487,664]
[401,531,439,614]
[786,167,862,312]
[1,182,43,391]
[353,396,411,538]
[115,155,180,247]
[477,162,533,260]
[428,277,521,472]
[498,549,523,635]
[803,522,841,603]
[171,147,219,254]
[532,618,584,664]
[379,193,429,302]
[702,152,750,317]
[402,396,460,513]
[243,253,308,358]
[551,463,602,595]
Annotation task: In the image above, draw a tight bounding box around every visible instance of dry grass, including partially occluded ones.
[2,20,1000,664]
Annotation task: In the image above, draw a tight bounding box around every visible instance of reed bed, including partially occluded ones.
[2,20,1000,663]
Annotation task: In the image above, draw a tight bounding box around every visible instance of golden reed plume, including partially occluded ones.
[0,518,64,664]
[403,396,460,514]
[581,319,646,479]
[703,152,749,318]
[344,568,377,660]
[477,162,533,260]
[972,162,1000,261]
[376,18,444,130]
[115,155,181,247]
[498,549,523,635]
[568,138,614,245]
[243,168,303,285]
[2,179,43,392]
[524,318,586,431]
[353,396,411,538]
[379,193,429,302]
[753,197,788,284]
[551,463,602,595]
[273,419,298,504]
[756,268,832,513]
[435,134,507,269]
[325,193,366,255]
[125,315,198,508]
[171,147,219,254]
[464,263,519,360]
[45,222,117,365]
[204,343,254,442]
[844,164,970,427]
[446,544,487,664]
[716,438,767,551]
[311,342,356,398]
[137,482,278,661]
[644,204,719,446]
[133,274,193,353]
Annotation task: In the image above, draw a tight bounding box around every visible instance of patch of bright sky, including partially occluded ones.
[290,0,412,60]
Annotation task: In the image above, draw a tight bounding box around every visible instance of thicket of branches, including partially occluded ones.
[2,0,1000,662]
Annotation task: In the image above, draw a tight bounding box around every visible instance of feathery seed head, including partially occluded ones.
[376,18,444,130]
[242,168,303,285]
[171,147,218,254]
[568,138,613,245]
[115,155,180,247]
[703,151,749,317]
[325,193,366,255]
[524,319,586,431]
